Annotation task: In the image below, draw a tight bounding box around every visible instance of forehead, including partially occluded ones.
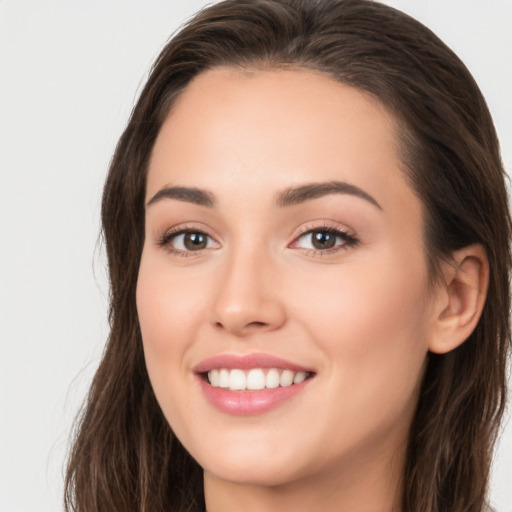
[147,67,420,224]
[154,66,399,160]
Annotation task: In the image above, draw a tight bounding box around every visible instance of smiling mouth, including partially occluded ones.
[203,368,315,391]
[196,355,316,414]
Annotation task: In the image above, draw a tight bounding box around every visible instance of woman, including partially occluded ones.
[65,1,511,511]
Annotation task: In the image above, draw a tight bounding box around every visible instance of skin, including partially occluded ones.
[136,68,487,512]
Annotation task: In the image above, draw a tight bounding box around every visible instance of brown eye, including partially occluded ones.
[292,227,358,253]
[183,232,208,250]
[160,230,218,253]
[311,230,337,250]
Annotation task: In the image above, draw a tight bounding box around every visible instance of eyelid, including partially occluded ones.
[289,220,355,241]
[156,224,221,256]
[155,221,358,257]
[288,222,359,254]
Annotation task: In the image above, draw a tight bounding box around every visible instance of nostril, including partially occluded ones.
[214,320,267,330]
[248,321,267,328]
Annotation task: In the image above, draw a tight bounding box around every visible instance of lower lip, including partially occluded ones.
[198,377,311,415]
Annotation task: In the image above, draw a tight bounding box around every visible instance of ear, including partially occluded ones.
[428,244,489,354]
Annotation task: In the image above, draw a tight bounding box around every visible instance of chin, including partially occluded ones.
[202,459,303,487]
[187,434,312,487]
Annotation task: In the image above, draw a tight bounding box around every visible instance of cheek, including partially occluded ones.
[314,249,426,334]
[287,256,431,453]
[136,258,205,352]
[136,256,211,440]
[136,255,206,408]
[288,250,431,391]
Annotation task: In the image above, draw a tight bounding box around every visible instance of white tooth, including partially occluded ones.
[219,369,230,388]
[208,369,220,387]
[265,368,280,389]
[280,369,294,387]
[246,369,266,390]
[293,371,307,384]
[229,369,247,390]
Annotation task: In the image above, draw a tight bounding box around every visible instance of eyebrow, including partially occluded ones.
[147,186,215,208]
[275,181,382,210]
[146,180,381,210]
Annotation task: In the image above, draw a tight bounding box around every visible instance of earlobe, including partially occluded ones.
[428,244,489,354]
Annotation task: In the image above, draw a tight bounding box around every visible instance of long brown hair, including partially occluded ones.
[65,1,511,511]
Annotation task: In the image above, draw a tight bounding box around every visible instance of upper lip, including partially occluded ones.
[193,353,314,374]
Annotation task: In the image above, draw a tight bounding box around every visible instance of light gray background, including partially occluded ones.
[0,1,510,511]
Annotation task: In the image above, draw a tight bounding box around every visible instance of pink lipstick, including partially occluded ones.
[194,353,315,415]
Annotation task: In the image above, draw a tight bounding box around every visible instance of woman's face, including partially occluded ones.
[137,68,438,487]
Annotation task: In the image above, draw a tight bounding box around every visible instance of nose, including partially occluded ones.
[210,246,287,337]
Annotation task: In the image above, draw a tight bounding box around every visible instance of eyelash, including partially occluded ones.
[291,225,359,256]
[156,224,358,257]
[157,226,218,257]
